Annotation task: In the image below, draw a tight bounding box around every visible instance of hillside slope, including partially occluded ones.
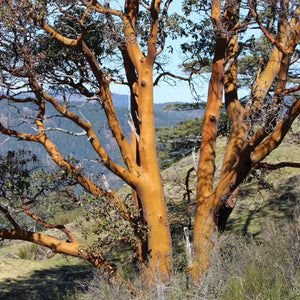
[160,128,300,236]
[0,128,299,299]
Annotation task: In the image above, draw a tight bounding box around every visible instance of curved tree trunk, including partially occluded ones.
[190,0,226,277]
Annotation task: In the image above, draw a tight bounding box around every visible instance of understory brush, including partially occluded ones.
[16,243,38,260]
[71,217,300,299]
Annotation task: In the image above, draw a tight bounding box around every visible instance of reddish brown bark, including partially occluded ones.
[190,0,226,278]
[189,0,300,281]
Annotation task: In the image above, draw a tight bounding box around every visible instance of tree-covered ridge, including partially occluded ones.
[156,113,229,169]
[0,99,203,184]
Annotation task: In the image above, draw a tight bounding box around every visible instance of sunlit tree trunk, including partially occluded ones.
[121,0,173,277]
[1,0,300,289]
[135,62,172,277]
[189,0,300,281]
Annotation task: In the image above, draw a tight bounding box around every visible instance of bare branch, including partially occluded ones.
[0,205,21,230]
[251,97,300,164]
[248,0,288,54]
[168,167,195,226]
[157,0,173,55]
[22,204,78,243]
[140,0,150,10]
[253,161,300,170]
[0,94,38,104]
[283,84,300,96]
[81,0,123,17]
[32,127,87,137]
[154,71,191,86]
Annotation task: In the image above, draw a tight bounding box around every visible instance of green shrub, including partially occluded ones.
[216,219,300,300]
[17,243,38,260]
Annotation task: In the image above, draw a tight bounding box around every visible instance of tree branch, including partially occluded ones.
[0,94,38,104]
[245,1,298,117]
[283,84,300,95]
[248,0,288,54]
[22,204,78,243]
[196,0,225,198]
[156,0,173,55]
[81,0,122,17]
[153,71,191,86]
[125,0,139,25]
[0,205,21,230]
[146,0,162,62]
[251,97,300,164]
[76,42,139,179]
[0,122,40,142]
[0,120,130,219]
[32,127,87,137]
[31,79,137,185]
[140,0,151,10]
[253,161,300,170]
[38,18,79,47]
[0,227,136,293]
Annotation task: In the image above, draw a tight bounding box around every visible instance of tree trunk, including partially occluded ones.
[136,62,172,278]
[189,0,226,279]
[136,177,172,278]
[189,193,218,279]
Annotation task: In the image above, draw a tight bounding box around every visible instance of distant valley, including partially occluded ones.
[0,94,203,189]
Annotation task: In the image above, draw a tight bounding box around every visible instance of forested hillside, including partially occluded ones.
[0,97,203,187]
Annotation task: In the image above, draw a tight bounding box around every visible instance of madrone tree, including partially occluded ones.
[0,0,300,287]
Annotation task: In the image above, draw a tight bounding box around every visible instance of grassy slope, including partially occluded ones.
[0,128,299,299]
[161,128,300,236]
[0,224,93,299]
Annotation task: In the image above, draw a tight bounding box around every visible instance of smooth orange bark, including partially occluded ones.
[190,0,226,279]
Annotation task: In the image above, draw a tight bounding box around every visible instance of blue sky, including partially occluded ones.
[110,1,206,103]
[110,74,203,104]
[110,1,258,104]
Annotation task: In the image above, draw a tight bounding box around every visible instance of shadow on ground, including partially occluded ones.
[226,173,300,236]
[0,263,93,300]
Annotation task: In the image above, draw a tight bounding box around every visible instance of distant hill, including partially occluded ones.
[0,96,204,189]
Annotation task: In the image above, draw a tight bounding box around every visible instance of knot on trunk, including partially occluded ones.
[209,115,216,122]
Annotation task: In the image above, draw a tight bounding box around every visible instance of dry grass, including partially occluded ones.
[73,216,300,300]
